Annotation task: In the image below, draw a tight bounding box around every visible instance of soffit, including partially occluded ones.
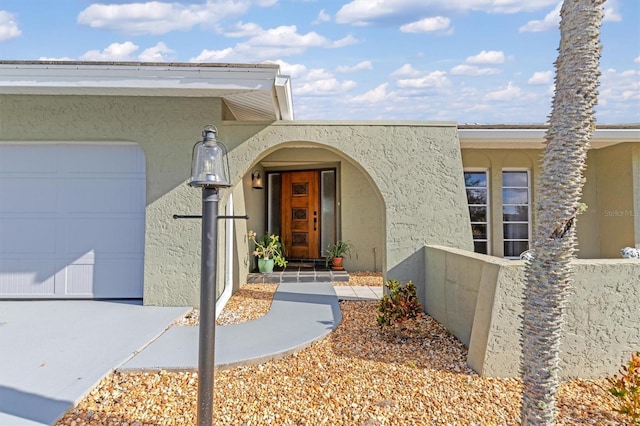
[0,61,293,121]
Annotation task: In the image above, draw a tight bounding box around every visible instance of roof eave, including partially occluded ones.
[0,61,291,122]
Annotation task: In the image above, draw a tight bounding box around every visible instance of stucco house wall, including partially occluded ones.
[226,122,474,289]
[1,94,473,306]
[595,143,638,257]
[461,143,640,259]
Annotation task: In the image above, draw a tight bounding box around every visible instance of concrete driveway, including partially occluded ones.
[0,300,189,425]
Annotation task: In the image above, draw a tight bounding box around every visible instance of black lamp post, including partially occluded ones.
[189,125,231,426]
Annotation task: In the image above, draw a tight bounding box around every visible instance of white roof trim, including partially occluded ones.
[0,61,294,122]
[459,128,640,149]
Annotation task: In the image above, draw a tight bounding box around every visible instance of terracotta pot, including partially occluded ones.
[331,256,344,270]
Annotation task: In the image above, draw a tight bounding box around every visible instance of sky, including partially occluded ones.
[0,0,638,124]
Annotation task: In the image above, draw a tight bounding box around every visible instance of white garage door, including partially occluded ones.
[0,142,145,299]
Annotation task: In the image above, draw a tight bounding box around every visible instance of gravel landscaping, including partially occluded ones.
[56,276,625,425]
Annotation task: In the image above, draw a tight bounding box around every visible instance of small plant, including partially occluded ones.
[607,351,640,424]
[376,279,423,328]
[324,241,354,268]
[247,231,287,267]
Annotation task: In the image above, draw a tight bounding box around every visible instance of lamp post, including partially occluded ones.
[189,125,231,426]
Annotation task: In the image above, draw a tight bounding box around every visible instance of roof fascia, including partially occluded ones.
[0,62,279,95]
[459,128,640,149]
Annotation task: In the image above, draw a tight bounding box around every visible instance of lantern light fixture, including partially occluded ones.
[189,125,231,188]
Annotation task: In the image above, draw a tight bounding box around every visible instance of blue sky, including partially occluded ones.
[1,0,638,123]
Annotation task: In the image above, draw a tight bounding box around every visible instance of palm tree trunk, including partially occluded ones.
[520,1,604,424]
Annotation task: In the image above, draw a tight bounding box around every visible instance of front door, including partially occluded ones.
[280,170,321,259]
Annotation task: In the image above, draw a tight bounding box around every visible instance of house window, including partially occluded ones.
[464,170,489,254]
[502,170,530,258]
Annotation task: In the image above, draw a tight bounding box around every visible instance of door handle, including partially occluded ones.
[313,217,317,231]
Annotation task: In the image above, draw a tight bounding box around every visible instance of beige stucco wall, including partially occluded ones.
[224,122,474,287]
[461,149,538,258]
[594,143,637,257]
[461,145,640,259]
[1,94,473,306]
[423,245,640,379]
[0,94,228,306]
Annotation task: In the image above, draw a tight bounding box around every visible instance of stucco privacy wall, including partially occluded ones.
[423,245,640,379]
[0,94,226,306]
[224,121,474,285]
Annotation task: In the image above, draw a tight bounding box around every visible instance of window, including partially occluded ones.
[502,170,530,258]
[464,170,489,254]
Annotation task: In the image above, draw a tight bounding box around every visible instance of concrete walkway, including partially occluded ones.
[0,284,380,425]
[121,282,346,370]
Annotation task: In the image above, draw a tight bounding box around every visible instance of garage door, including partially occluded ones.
[0,142,145,299]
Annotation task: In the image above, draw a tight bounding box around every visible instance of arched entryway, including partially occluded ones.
[239,142,386,273]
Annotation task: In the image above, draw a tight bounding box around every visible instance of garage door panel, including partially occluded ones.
[0,259,56,296]
[0,142,145,299]
[0,219,57,254]
[0,180,58,214]
[64,144,145,174]
[92,258,144,298]
[0,144,59,174]
[62,179,145,213]
[65,218,144,255]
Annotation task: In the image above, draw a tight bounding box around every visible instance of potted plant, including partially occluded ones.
[324,241,354,270]
[248,231,287,273]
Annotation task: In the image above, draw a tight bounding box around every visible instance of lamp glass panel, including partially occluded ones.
[191,142,229,186]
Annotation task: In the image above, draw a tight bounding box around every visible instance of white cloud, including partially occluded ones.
[635,57,640,64]
[191,47,235,62]
[76,40,174,62]
[528,70,553,85]
[400,16,452,34]
[335,0,559,26]
[263,59,308,79]
[397,70,449,88]
[77,1,263,35]
[349,83,390,103]
[603,0,622,22]
[465,50,505,65]
[336,61,373,73]
[296,78,357,95]
[519,2,561,32]
[191,25,358,62]
[247,25,353,49]
[224,21,264,38]
[79,41,140,61]
[520,0,620,32]
[390,64,422,78]
[450,64,500,76]
[484,82,521,101]
[0,10,21,41]
[138,42,175,62]
[597,68,640,121]
[313,9,331,24]
[39,56,75,61]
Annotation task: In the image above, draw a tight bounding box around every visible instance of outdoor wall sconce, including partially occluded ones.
[251,170,264,189]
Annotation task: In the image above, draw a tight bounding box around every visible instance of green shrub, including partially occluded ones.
[608,351,640,424]
[376,279,423,328]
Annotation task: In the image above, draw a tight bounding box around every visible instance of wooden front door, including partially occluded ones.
[281,170,320,259]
